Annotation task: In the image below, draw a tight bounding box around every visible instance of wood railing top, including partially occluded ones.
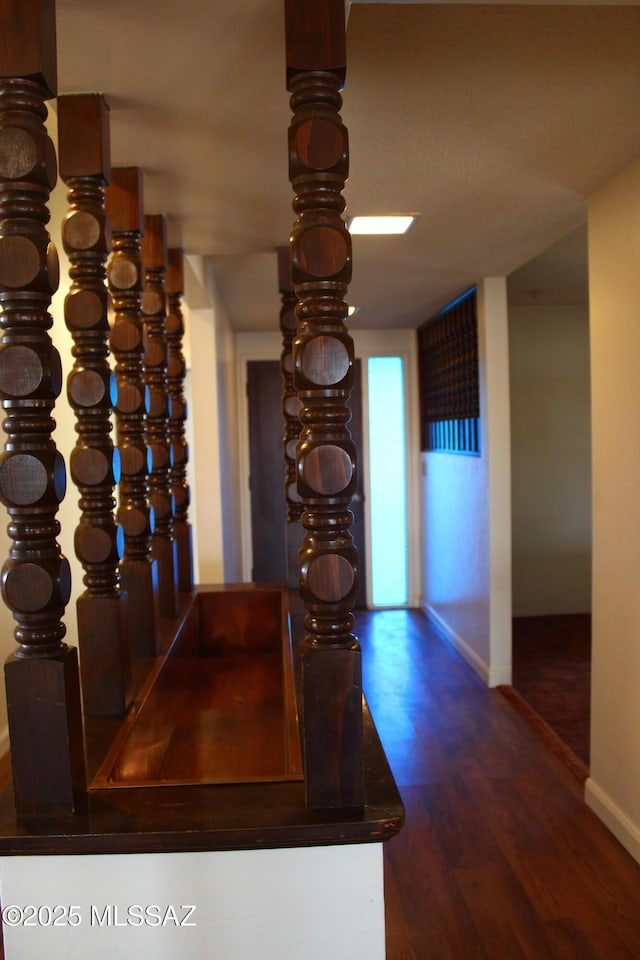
[0,589,404,855]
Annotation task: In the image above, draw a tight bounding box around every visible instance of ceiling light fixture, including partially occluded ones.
[348,214,418,236]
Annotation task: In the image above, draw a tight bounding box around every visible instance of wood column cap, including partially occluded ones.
[284,0,346,88]
[106,167,144,234]
[0,0,57,96]
[166,248,184,295]
[142,214,167,269]
[57,94,111,182]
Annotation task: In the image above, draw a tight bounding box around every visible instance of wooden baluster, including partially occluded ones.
[165,248,193,593]
[277,245,303,589]
[285,0,363,809]
[141,214,178,620]
[0,0,86,816]
[106,168,158,656]
[58,93,131,716]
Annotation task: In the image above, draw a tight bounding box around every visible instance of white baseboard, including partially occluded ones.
[489,664,513,687]
[585,777,640,865]
[423,603,490,686]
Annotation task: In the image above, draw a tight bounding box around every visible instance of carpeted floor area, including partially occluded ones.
[508,613,591,776]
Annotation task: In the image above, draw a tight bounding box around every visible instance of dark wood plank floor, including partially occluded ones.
[1,610,638,959]
[358,608,640,960]
[512,614,591,767]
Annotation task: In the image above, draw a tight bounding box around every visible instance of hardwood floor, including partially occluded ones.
[1,610,638,958]
[512,614,591,768]
[358,608,640,960]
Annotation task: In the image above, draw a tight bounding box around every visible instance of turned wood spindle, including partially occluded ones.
[106,167,159,656]
[58,93,131,717]
[141,214,178,620]
[165,247,193,594]
[277,245,303,590]
[0,0,85,816]
[285,0,363,809]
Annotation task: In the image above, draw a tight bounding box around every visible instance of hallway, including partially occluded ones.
[359,609,640,959]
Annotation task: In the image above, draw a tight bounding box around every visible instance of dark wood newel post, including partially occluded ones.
[0,0,86,816]
[165,247,193,594]
[58,93,131,717]
[285,0,364,809]
[106,168,159,656]
[277,245,303,589]
[141,214,178,620]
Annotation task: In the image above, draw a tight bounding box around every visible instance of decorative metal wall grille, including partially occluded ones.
[418,287,480,454]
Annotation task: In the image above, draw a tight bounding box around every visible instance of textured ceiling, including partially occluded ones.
[54,2,640,330]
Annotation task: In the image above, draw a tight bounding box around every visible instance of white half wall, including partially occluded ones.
[0,843,385,960]
[422,278,512,687]
[586,157,640,864]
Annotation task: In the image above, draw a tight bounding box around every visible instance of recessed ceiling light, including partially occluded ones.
[348,215,418,236]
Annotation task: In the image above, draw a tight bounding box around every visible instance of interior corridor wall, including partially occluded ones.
[187,258,242,584]
[586,158,640,864]
[509,304,592,617]
[421,277,512,687]
[211,268,243,584]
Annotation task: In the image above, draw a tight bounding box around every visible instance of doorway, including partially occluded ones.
[507,226,592,771]
[246,359,367,606]
[367,356,409,607]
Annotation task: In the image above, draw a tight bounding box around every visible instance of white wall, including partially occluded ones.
[184,256,242,584]
[211,263,243,583]
[185,304,225,583]
[509,304,592,617]
[586,158,640,863]
[422,278,512,687]
[0,843,385,960]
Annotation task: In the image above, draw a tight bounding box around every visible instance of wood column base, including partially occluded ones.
[303,644,364,810]
[77,593,131,717]
[152,535,179,621]
[120,558,158,657]
[4,648,86,819]
[175,521,193,594]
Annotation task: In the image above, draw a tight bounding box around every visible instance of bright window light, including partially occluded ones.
[368,356,408,607]
[349,215,418,236]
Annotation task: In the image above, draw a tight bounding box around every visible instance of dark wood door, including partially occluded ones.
[247,360,288,583]
[247,359,367,606]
